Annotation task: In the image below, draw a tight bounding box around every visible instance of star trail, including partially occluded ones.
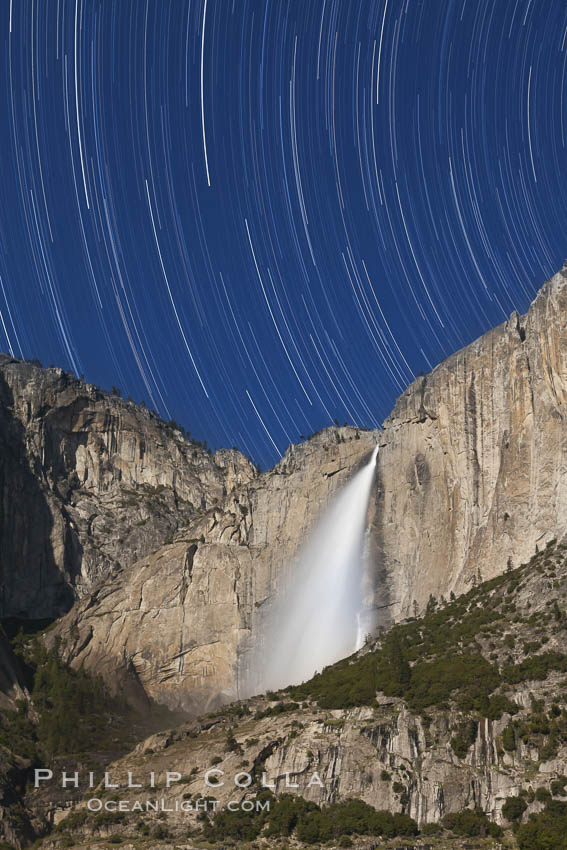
[1,0,567,467]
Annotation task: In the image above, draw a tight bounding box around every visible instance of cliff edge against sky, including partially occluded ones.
[0,265,566,714]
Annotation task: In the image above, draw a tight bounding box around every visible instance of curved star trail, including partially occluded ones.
[1,1,566,467]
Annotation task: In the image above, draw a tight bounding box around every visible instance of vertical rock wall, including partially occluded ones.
[374,267,567,620]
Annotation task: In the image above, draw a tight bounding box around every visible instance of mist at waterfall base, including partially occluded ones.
[256,446,378,694]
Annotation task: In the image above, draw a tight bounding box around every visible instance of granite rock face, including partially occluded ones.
[53,429,378,713]
[54,268,567,713]
[0,356,256,620]
[48,540,567,839]
[374,265,567,620]
[4,266,567,714]
[90,697,540,830]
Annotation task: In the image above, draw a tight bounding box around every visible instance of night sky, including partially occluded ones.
[1,1,567,467]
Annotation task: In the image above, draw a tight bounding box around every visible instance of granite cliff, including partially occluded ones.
[25,539,567,849]
[1,265,567,849]
[375,263,567,619]
[51,428,378,713]
[0,355,256,621]
[51,265,567,714]
[1,264,566,716]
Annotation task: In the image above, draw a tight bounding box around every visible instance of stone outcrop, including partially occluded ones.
[52,430,378,713]
[83,696,539,829]
[374,264,567,619]
[0,355,256,620]
[52,267,567,714]
[3,265,567,715]
[44,539,567,842]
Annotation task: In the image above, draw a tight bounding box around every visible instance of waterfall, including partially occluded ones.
[256,446,378,693]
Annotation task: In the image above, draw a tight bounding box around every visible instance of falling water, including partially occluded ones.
[255,446,379,693]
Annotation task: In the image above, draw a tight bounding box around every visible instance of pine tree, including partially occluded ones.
[385,632,411,695]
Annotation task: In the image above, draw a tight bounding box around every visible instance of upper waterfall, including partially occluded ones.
[256,445,379,692]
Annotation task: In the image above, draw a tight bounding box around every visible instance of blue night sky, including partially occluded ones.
[1,0,566,467]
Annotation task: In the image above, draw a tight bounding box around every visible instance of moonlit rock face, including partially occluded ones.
[257,446,378,692]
